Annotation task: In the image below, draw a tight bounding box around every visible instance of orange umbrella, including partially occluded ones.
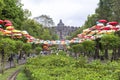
[3,30,12,36]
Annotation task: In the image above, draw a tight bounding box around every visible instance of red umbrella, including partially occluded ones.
[0,20,3,24]
[108,21,118,26]
[98,19,107,23]
[103,27,111,30]
[112,27,119,31]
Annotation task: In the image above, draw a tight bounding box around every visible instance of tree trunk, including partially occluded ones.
[94,46,99,59]
[1,59,5,74]
[1,49,5,74]
[104,47,108,59]
[9,54,13,68]
[94,38,100,59]
[111,48,117,61]
[117,46,120,58]
[10,60,12,68]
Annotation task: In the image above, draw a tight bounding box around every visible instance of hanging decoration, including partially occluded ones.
[0,19,120,45]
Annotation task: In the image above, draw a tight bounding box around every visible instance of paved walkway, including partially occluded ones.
[0,59,26,72]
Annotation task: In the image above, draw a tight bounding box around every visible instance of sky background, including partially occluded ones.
[21,0,99,27]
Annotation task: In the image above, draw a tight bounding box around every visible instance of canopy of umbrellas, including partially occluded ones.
[0,19,120,45]
[0,19,35,43]
[35,19,120,45]
[75,19,120,42]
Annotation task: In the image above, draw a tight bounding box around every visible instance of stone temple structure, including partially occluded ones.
[54,19,79,40]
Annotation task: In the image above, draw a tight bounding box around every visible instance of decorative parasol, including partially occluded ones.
[108,21,118,26]
[97,23,104,27]
[5,23,12,27]
[6,26,14,30]
[4,20,12,24]
[98,19,107,23]
[95,25,102,30]
[3,30,12,36]
[102,27,111,30]
[111,27,119,31]
[0,28,5,32]
[12,30,21,33]
[0,20,3,24]
[21,31,28,35]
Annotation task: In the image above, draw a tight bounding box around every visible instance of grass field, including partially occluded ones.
[0,65,24,80]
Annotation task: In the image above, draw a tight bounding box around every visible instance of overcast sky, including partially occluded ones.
[21,0,99,27]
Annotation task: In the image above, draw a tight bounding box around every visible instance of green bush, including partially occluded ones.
[24,54,120,80]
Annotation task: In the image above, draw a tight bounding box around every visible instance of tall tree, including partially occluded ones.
[0,0,25,29]
[84,14,99,29]
[95,0,112,21]
[82,40,95,57]
[100,34,120,60]
[41,29,52,40]
[21,19,43,38]
[72,44,84,58]
[0,38,16,73]
[22,43,32,56]
[0,0,5,15]
[110,0,120,22]
[34,15,54,27]
[23,9,32,19]
[15,40,24,61]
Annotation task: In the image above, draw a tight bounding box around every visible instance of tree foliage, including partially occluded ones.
[34,15,55,27]
[22,43,32,54]
[82,40,95,53]
[78,0,120,34]
[0,0,26,29]
[95,0,112,21]
[100,34,120,49]
[0,38,16,55]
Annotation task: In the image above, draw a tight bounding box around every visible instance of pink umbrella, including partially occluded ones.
[4,20,12,24]
[0,28,5,32]
[95,26,102,30]
[77,34,85,38]
[5,23,12,27]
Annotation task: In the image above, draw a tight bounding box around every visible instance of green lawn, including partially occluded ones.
[0,65,24,80]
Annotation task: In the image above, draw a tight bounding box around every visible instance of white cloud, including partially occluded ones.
[21,0,99,27]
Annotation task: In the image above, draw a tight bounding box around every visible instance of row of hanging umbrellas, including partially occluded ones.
[75,19,120,42]
[0,19,35,42]
[0,19,120,45]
